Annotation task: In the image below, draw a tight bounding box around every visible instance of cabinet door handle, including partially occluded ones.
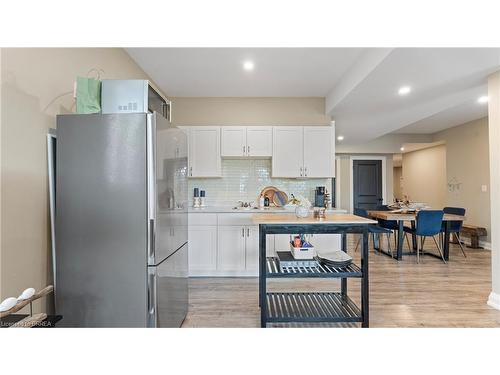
[300,166,303,177]
[189,166,192,176]
[247,145,250,155]
[243,145,246,155]
[242,227,245,237]
[304,166,308,177]
[247,228,250,237]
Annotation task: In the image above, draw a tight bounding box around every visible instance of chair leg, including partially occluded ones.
[416,236,420,263]
[455,233,467,258]
[417,236,425,263]
[432,235,447,264]
[354,235,361,252]
[387,233,393,257]
[405,233,412,252]
[372,233,378,254]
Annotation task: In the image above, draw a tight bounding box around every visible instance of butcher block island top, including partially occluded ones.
[252,213,377,225]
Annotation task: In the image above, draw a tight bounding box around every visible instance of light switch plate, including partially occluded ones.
[481,185,488,192]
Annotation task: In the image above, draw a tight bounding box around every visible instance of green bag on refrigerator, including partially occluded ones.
[76,76,101,114]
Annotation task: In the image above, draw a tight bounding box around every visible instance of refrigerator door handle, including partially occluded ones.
[147,113,156,264]
[149,219,155,260]
[147,269,157,327]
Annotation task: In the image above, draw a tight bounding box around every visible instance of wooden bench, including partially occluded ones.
[451,224,487,249]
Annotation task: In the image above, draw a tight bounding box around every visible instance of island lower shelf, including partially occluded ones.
[266,292,362,323]
[266,257,362,278]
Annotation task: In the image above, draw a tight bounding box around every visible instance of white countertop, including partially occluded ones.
[188,206,347,214]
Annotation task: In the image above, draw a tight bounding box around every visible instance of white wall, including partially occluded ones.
[433,117,491,242]
[487,71,500,310]
[0,48,153,313]
[402,144,447,209]
[171,97,330,126]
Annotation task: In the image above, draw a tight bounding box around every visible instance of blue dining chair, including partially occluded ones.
[375,205,400,250]
[403,210,445,263]
[354,207,393,256]
[441,207,466,258]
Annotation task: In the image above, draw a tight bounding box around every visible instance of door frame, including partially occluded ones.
[349,155,387,213]
[335,156,341,209]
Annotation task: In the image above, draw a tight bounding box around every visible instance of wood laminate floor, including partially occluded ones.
[182,237,500,327]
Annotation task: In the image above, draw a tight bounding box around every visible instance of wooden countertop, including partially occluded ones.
[252,213,377,225]
[368,210,465,221]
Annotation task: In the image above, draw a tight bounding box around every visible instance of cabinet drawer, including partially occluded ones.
[217,213,254,226]
[188,213,217,226]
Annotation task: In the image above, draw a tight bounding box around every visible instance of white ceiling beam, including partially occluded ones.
[348,84,487,142]
[325,48,394,115]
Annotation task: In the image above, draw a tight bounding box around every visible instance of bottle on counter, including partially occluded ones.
[264,196,270,207]
[193,188,201,208]
[259,195,265,208]
[200,190,206,207]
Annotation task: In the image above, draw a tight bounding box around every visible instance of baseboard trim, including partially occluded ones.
[479,240,492,250]
[487,292,500,310]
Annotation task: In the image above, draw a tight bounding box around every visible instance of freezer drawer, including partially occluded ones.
[148,243,188,328]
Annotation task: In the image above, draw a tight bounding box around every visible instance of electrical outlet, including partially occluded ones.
[481,185,488,192]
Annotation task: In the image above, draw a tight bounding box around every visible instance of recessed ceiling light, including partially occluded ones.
[400,147,405,151]
[398,86,411,96]
[337,135,344,141]
[477,96,489,104]
[243,61,254,71]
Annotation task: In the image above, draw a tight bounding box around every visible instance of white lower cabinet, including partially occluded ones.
[217,225,259,276]
[217,226,247,272]
[265,234,275,257]
[310,234,342,252]
[188,225,217,276]
[245,226,259,273]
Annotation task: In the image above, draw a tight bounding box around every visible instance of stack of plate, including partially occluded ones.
[315,250,353,268]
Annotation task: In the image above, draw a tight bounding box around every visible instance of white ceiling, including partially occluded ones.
[126,47,500,142]
[328,48,500,142]
[126,48,364,97]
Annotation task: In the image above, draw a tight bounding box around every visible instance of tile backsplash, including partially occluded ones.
[188,159,331,206]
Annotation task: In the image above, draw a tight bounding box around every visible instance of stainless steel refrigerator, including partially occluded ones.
[55,112,188,327]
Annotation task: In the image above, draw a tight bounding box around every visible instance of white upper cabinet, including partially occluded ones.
[246,126,272,157]
[303,126,334,178]
[221,127,247,157]
[272,126,335,178]
[272,127,304,177]
[188,126,221,177]
[221,126,272,157]
[185,125,334,178]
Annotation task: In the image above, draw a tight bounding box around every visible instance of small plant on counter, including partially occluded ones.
[289,194,311,218]
[289,194,312,207]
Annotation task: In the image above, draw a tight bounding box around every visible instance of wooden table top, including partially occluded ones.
[368,210,465,221]
[252,213,377,225]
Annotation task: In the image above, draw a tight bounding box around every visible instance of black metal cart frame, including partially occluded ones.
[259,223,370,328]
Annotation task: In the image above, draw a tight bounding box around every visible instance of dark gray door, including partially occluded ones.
[353,160,383,210]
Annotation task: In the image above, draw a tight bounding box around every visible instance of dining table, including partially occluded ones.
[367,210,466,261]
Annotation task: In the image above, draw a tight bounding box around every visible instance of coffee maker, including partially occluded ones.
[314,186,326,208]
